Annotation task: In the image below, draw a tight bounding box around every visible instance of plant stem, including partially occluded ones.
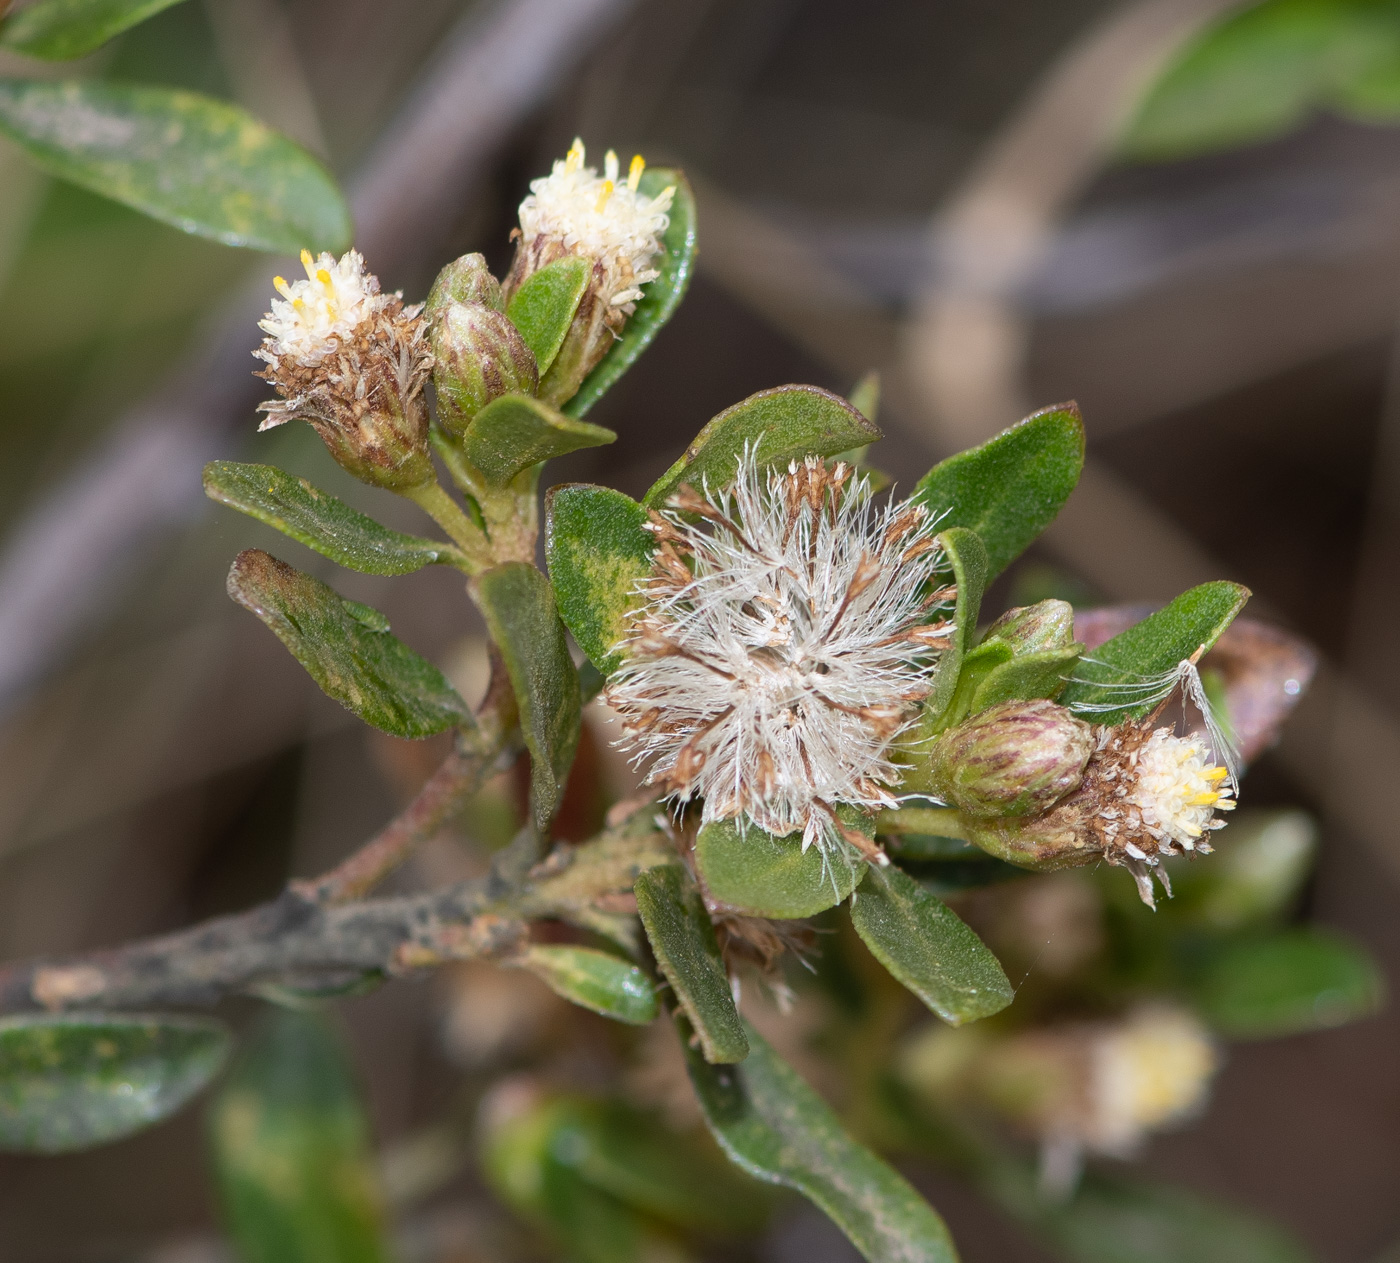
[405,478,488,564]
[876,805,968,838]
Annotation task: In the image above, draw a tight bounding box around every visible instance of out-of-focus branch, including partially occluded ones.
[0,0,636,712]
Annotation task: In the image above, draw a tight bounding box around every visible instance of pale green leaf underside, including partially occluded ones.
[518,945,658,1026]
[463,393,615,487]
[506,255,588,377]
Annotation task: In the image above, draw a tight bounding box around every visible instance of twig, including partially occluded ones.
[0,815,670,1015]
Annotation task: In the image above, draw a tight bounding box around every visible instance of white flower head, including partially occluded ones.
[257,249,388,372]
[604,449,955,857]
[513,138,674,313]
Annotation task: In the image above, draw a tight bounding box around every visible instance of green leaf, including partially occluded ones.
[506,256,589,377]
[462,393,615,487]
[204,462,465,575]
[1059,581,1250,724]
[969,645,1082,711]
[913,404,1084,581]
[474,562,580,828]
[686,1022,958,1263]
[695,812,868,920]
[851,864,1014,1025]
[0,81,349,253]
[0,0,185,58]
[516,945,657,1026]
[1193,928,1385,1039]
[921,527,989,730]
[545,484,653,675]
[566,168,698,418]
[643,384,881,508]
[227,549,471,739]
[0,1014,228,1153]
[634,865,748,1064]
[1019,1168,1312,1263]
[1119,0,1400,161]
[209,1010,389,1263]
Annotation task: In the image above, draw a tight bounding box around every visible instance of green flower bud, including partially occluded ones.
[425,252,504,319]
[931,699,1093,819]
[981,599,1077,652]
[430,301,539,437]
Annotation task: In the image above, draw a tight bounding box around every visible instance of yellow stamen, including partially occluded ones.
[565,137,585,171]
[273,276,292,298]
[1188,792,1221,807]
[595,179,615,213]
[628,154,645,191]
[300,248,316,278]
[316,268,332,286]
[1204,766,1229,785]
[291,297,305,312]
[604,149,619,183]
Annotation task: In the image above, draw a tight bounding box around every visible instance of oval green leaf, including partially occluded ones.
[913,403,1084,581]
[644,384,881,508]
[545,483,653,675]
[1060,581,1250,724]
[204,462,466,575]
[1194,928,1385,1040]
[685,1022,958,1263]
[0,1014,229,1153]
[919,526,989,734]
[635,864,747,1064]
[850,864,1013,1026]
[566,168,698,418]
[0,0,186,59]
[209,1009,389,1263]
[473,562,581,828]
[0,80,350,253]
[462,393,616,487]
[969,645,1082,711]
[517,945,657,1025]
[506,255,589,376]
[694,813,867,919]
[227,549,471,738]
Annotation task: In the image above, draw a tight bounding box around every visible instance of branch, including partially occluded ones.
[0,817,671,1015]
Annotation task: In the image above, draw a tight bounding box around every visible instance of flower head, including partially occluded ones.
[254,249,433,490]
[604,451,954,856]
[505,139,675,405]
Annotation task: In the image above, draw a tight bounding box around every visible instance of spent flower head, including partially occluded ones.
[255,249,433,490]
[605,449,955,857]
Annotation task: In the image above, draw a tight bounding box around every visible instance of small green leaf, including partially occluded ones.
[517,945,657,1025]
[848,370,881,424]
[921,527,989,730]
[1022,1168,1312,1263]
[644,385,881,508]
[506,256,589,376]
[204,462,464,575]
[0,0,185,58]
[474,562,580,827]
[227,549,471,738]
[545,484,653,675]
[969,645,1082,711]
[0,1014,229,1153]
[1060,581,1250,724]
[686,1022,958,1263]
[851,864,1013,1025]
[1193,928,1385,1039]
[913,404,1084,580]
[567,168,697,418]
[209,1010,389,1263]
[462,393,615,487]
[694,812,868,919]
[634,865,748,1064]
[0,80,349,252]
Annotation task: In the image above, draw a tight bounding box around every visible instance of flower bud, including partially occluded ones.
[981,599,1077,652]
[255,249,433,490]
[504,139,674,407]
[430,301,538,437]
[930,699,1093,819]
[425,252,504,319]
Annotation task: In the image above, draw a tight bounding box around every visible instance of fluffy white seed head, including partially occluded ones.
[257,249,388,373]
[605,451,954,854]
[516,138,674,312]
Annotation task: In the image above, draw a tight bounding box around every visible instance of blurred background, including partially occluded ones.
[0,0,1398,1258]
